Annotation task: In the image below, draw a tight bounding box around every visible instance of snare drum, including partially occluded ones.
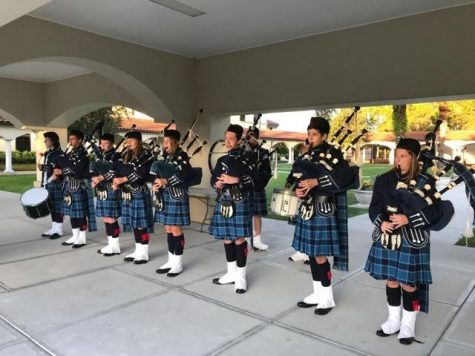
[271,188,300,217]
[20,188,53,219]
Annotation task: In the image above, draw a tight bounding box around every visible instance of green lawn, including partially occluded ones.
[0,174,36,194]
[0,163,37,171]
[456,230,475,247]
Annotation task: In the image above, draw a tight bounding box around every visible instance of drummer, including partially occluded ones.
[40,131,65,239]
[52,130,97,248]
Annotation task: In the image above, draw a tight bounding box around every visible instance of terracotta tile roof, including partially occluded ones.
[259,130,306,141]
[118,117,176,133]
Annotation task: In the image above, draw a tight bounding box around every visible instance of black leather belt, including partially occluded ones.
[313,195,334,204]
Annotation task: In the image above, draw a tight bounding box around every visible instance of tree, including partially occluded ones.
[273,142,289,160]
[392,104,407,138]
[68,106,127,139]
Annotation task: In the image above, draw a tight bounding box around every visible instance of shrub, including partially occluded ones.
[0,151,36,164]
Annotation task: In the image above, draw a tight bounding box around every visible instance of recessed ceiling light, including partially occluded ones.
[148,0,206,18]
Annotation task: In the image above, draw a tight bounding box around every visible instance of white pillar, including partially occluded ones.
[3,139,14,173]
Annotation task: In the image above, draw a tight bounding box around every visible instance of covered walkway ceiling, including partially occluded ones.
[30,0,475,58]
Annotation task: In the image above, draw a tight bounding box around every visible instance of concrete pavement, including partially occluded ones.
[0,185,474,356]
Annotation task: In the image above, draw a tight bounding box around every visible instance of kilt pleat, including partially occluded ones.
[209,198,252,240]
[46,181,63,214]
[292,214,340,257]
[120,186,154,233]
[364,240,432,285]
[154,188,190,226]
[62,189,88,218]
[365,238,432,312]
[251,190,268,216]
[96,189,121,218]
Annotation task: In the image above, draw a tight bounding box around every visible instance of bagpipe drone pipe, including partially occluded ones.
[150,109,207,188]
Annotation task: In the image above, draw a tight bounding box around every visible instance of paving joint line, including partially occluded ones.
[0,314,55,356]
[429,279,475,355]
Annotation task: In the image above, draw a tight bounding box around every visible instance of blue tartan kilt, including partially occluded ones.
[292,214,340,257]
[96,189,121,218]
[209,198,253,240]
[364,239,432,285]
[154,189,190,226]
[62,189,88,218]
[46,181,63,214]
[251,190,268,216]
[120,187,154,232]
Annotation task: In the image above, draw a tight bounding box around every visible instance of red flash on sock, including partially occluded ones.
[113,228,121,238]
[179,239,185,248]
[80,223,88,231]
[412,300,420,312]
[326,270,332,281]
[243,247,249,257]
[141,233,150,243]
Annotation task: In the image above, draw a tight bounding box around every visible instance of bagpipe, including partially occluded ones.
[150,109,206,189]
[181,108,207,158]
[83,119,116,177]
[379,125,475,250]
[290,106,362,191]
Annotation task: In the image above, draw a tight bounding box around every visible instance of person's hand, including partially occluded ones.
[218,174,239,185]
[389,214,409,229]
[53,168,62,176]
[380,221,394,234]
[297,178,318,196]
[214,180,225,189]
[112,177,127,190]
[92,176,104,185]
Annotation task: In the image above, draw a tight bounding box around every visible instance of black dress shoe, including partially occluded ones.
[123,256,135,262]
[49,233,62,240]
[376,329,398,337]
[167,271,182,277]
[134,259,148,265]
[61,241,73,246]
[297,301,318,308]
[156,267,171,274]
[97,249,103,254]
[103,252,120,257]
[72,244,85,249]
[235,288,246,294]
[212,278,234,285]
[41,233,51,237]
[314,307,332,315]
[304,260,310,265]
[399,337,414,345]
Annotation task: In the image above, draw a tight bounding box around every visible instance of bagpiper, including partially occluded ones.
[112,131,154,264]
[209,124,255,294]
[292,117,356,315]
[91,133,122,257]
[151,129,193,277]
[53,130,97,248]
